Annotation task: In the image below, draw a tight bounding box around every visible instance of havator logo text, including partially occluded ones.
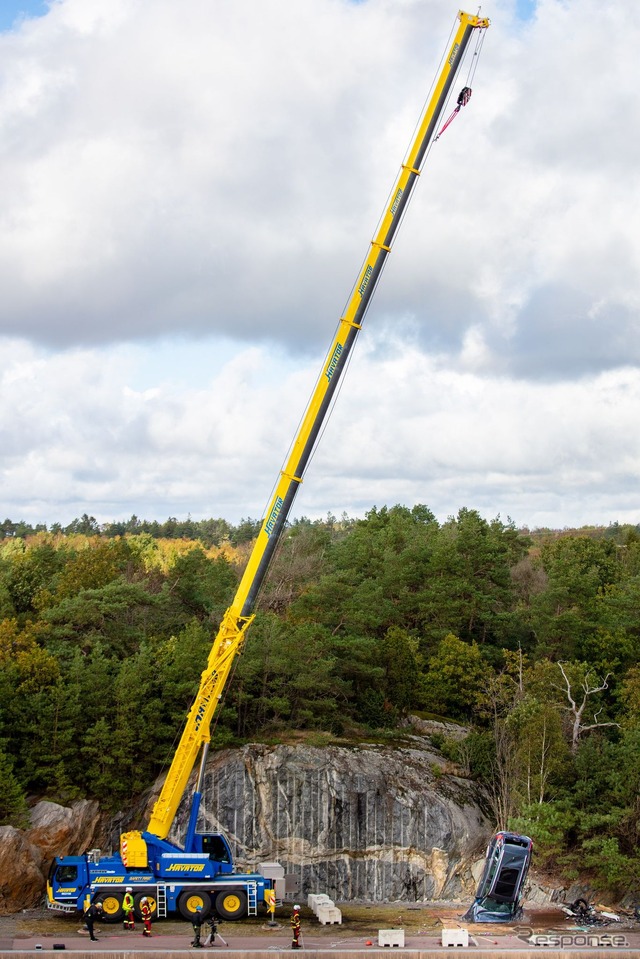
[358,264,373,297]
[325,343,343,383]
[194,693,211,732]
[166,864,206,873]
[390,188,403,216]
[265,497,284,538]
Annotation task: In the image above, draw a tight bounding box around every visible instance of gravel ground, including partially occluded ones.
[0,901,589,941]
[3,902,640,955]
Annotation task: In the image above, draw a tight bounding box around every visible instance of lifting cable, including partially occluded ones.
[252,9,490,594]
[434,17,488,141]
[300,11,489,484]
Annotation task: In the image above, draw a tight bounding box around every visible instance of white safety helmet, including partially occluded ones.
[126,887,132,892]
[293,904,300,911]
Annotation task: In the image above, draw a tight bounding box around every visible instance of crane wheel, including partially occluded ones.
[178,891,212,921]
[215,889,247,920]
[95,892,124,923]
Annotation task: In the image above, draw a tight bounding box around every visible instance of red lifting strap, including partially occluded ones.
[435,86,473,140]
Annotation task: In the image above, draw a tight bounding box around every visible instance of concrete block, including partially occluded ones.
[308,894,333,912]
[378,929,405,947]
[316,905,342,925]
[257,862,285,879]
[442,928,469,947]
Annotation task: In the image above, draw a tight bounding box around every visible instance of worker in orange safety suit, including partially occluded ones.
[140,897,152,937]
[290,904,301,949]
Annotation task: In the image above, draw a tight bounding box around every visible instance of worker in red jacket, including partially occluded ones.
[140,897,152,937]
[290,904,301,949]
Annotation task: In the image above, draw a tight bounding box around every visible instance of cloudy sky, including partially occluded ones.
[1,0,638,532]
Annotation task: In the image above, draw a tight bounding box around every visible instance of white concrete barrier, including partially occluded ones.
[442,928,469,947]
[378,929,405,947]
[307,893,333,913]
[316,905,342,925]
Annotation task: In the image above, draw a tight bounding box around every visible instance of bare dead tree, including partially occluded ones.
[555,662,620,754]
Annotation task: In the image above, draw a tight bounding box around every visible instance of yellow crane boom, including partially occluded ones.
[143,9,489,843]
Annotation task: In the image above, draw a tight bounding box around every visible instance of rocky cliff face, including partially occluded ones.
[165,740,490,902]
[1,740,491,913]
[0,826,44,915]
[0,799,102,914]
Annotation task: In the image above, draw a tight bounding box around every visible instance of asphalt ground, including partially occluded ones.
[2,904,639,954]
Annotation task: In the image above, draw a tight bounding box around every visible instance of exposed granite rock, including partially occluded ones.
[526,878,572,905]
[0,799,104,912]
[402,717,470,742]
[5,742,492,912]
[165,741,491,902]
[26,799,103,867]
[0,826,44,915]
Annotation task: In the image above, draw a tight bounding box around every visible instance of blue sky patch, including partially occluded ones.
[0,0,48,31]
[515,0,536,22]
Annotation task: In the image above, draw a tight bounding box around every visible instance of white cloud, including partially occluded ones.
[1,335,639,530]
[0,0,639,530]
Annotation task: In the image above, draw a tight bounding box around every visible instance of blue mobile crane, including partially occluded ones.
[46,9,489,923]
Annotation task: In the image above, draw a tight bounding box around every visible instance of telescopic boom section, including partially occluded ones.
[145,10,489,841]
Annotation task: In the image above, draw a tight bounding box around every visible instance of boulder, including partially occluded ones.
[0,826,44,914]
[26,799,103,868]
[0,800,105,913]
[402,716,470,742]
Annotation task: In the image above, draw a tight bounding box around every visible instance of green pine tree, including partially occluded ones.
[0,745,29,828]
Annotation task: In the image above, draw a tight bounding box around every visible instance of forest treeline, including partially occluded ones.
[0,512,262,547]
[1,505,640,897]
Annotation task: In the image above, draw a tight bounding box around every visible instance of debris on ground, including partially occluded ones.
[561,898,622,926]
